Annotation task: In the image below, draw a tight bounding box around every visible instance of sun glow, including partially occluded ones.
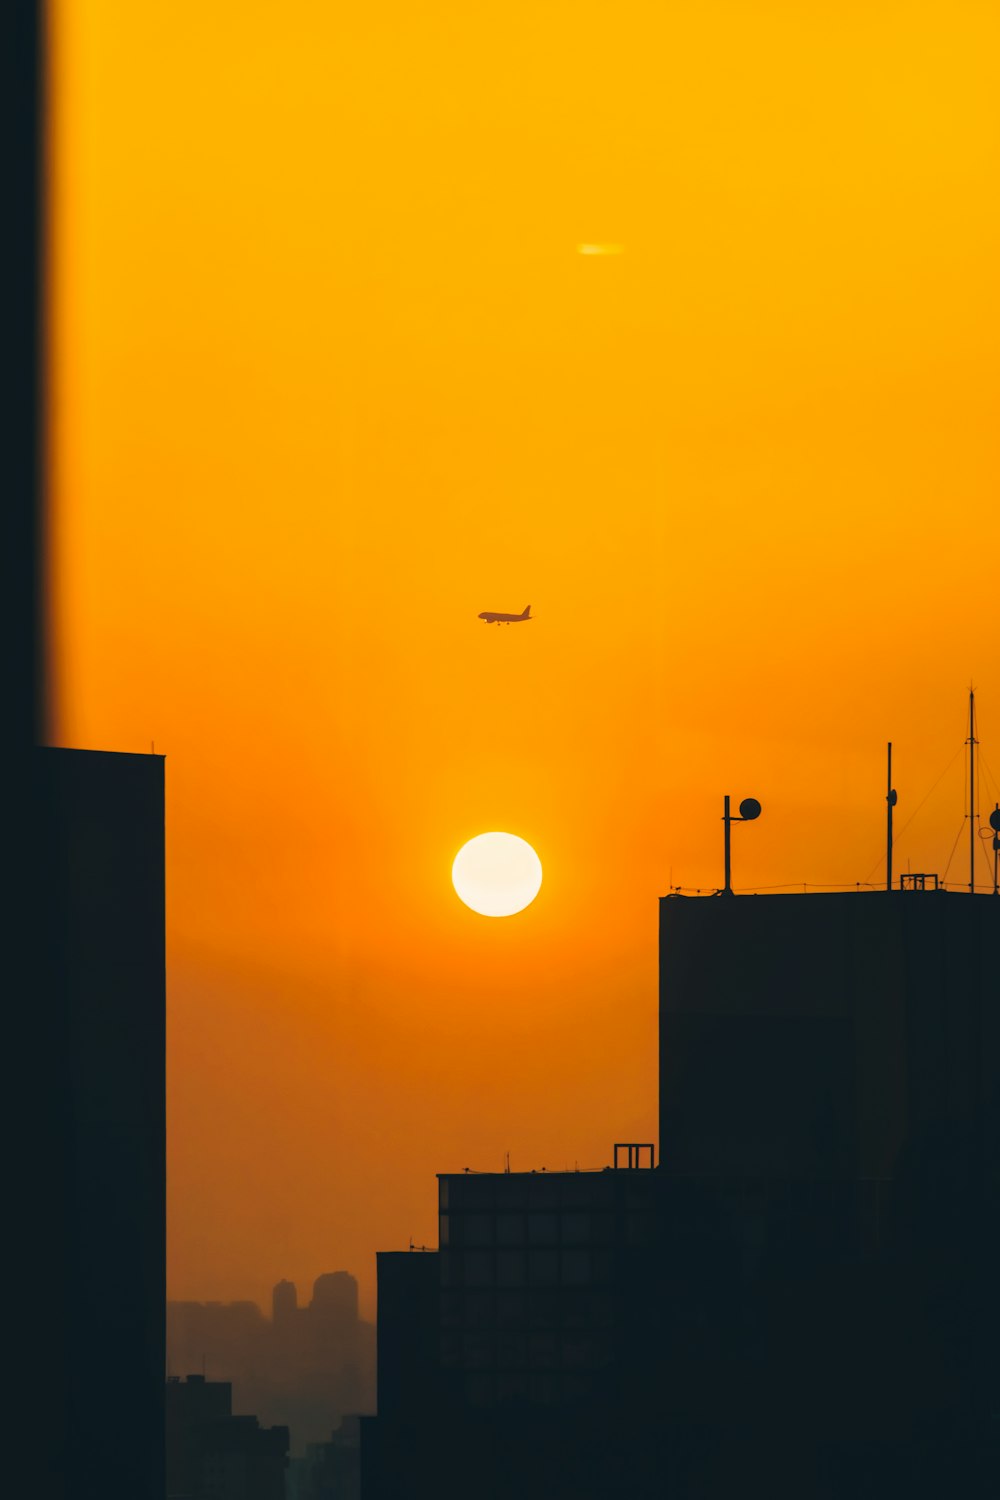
[451,833,543,917]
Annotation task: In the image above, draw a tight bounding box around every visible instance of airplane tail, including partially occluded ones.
[522,605,531,618]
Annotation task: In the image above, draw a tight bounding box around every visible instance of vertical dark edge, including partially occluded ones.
[4,0,45,749]
[7,1,55,1497]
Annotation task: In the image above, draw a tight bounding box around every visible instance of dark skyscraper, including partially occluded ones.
[36,747,165,1500]
[656,888,999,1496]
[659,890,998,1187]
[361,1159,668,1500]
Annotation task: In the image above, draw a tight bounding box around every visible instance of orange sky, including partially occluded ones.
[49,2,1000,1318]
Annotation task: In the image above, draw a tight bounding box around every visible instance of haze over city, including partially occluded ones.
[48,0,1000,1322]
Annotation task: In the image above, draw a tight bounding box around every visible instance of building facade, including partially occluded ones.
[362,1158,666,1500]
[166,1375,289,1500]
[36,747,166,1500]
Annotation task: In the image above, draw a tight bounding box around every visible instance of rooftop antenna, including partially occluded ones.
[886,743,897,892]
[967,689,978,894]
[722,794,761,895]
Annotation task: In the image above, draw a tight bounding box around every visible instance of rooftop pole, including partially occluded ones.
[886,742,896,892]
[721,794,760,895]
[723,795,732,895]
[968,691,977,894]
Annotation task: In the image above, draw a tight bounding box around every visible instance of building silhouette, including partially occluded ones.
[659,890,997,1185]
[362,887,999,1499]
[166,1375,289,1500]
[35,747,166,1500]
[656,889,999,1496]
[362,1160,673,1499]
[288,1415,362,1500]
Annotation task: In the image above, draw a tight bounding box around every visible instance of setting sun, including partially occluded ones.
[452,832,543,917]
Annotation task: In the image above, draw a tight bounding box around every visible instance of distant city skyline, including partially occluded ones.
[168,1271,375,1457]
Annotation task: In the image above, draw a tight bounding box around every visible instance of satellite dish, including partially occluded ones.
[990,809,1000,832]
[739,798,762,821]
[888,789,897,806]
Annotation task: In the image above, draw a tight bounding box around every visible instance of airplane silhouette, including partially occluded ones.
[478,605,532,625]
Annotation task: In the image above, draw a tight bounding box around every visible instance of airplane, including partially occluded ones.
[478,604,532,625]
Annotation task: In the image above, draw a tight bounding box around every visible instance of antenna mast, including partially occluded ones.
[967,690,977,894]
[886,743,897,892]
[723,795,732,894]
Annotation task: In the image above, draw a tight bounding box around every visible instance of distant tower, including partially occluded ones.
[310,1272,359,1325]
[272,1279,298,1326]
